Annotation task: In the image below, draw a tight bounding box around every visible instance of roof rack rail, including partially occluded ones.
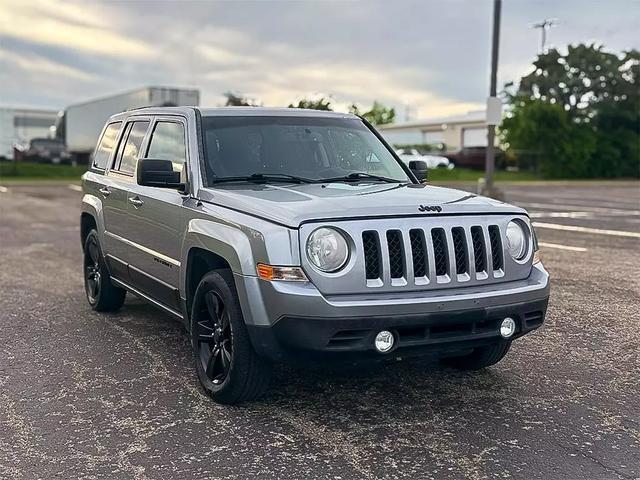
[125,105,153,112]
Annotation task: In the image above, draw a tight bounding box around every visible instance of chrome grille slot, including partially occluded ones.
[409,229,427,278]
[362,231,381,280]
[488,225,503,271]
[451,227,468,275]
[431,228,448,277]
[386,230,404,279]
[471,226,486,273]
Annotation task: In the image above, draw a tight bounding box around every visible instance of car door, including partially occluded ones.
[125,116,191,312]
[85,120,122,254]
[102,118,151,281]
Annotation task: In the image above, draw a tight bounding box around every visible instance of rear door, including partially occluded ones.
[125,116,190,311]
[102,118,151,281]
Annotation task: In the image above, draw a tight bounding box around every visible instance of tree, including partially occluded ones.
[502,99,596,178]
[224,92,259,107]
[349,101,395,125]
[502,44,639,178]
[288,97,333,111]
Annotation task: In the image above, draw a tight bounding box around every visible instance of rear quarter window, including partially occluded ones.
[93,122,122,170]
[113,121,150,174]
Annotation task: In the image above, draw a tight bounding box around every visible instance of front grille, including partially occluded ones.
[361,224,504,287]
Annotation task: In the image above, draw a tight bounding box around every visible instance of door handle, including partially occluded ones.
[128,197,144,208]
[99,187,111,197]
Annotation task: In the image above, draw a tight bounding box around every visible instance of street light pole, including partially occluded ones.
[483,0,501,197]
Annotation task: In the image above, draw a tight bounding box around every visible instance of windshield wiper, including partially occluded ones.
[210,173,315,184]
[317,172,404,184]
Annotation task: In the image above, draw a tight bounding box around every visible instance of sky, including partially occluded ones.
[0,0,638,120]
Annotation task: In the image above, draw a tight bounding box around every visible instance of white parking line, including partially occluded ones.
[533,222,640,238]
[0,186,8,193]
[520,202,640,215]
[538,242,587,252]
[67,184,82,192]
[529,211,593,219]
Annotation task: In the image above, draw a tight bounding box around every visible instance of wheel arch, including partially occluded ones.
[80,194,106,250]
[181,219,257,322]
[80,212,96,249]
[184,247,233,320]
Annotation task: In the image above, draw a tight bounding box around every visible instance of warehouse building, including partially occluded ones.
[378,110,489,150]
[0,107,58,159]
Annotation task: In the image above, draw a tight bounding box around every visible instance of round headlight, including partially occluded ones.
[306,227,349,272]
[506,220,528,260]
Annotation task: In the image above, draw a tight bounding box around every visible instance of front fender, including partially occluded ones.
[81,193,106,244]
[179,217,299,297]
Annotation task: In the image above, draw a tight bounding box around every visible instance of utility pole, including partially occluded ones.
[532,18,557,53]
[482,0,502,199]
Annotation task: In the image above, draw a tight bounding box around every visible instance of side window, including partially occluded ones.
[114,121,149,174]
[146,121,187,173]
[93,122,121,169]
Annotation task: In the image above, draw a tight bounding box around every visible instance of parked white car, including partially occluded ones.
[396,148,454,169]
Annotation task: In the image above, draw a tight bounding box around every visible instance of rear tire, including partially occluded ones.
[190,270,272,404]
[441,340,511,370]
[83,229,126,312]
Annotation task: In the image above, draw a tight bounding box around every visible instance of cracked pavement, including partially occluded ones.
[0,181,638,479]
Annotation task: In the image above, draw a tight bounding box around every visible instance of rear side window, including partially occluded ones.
[113,121,149,174]
[93,122,121,169]
[146,121,186,173]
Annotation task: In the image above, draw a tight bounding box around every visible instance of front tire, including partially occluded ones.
[190,270,272,404]
[83,229,126,312]
[441,340,511,370]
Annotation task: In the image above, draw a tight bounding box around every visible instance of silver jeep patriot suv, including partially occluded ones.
[81,107,550,404]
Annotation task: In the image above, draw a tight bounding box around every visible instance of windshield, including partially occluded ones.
[200,115,411,184]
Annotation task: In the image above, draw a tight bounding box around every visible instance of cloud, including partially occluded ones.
[0,0,154,59]
[0,0,637,116]
[0,49,95,81]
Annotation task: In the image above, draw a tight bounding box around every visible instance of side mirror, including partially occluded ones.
[137,158,185,190]
[409,160,428,182]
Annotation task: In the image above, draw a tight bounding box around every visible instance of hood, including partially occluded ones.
[198,182,525,228]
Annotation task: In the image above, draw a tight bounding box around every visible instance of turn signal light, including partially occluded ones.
[256,263,308,282]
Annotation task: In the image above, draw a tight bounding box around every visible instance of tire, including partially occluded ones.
[83,229,126,312]
[441,340,511,370]
[190,270,272,404]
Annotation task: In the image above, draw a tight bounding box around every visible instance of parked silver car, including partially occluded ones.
[396,148,454,169]
[81,107,550,404]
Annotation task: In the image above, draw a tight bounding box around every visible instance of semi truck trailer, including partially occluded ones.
[54,87,200,163]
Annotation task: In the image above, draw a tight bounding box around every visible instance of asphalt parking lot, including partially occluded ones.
[0,181,638,480]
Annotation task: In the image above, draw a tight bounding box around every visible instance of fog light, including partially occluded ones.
[500,317,516,338]
[374,330,395,353]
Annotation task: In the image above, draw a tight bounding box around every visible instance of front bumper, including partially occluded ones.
[235,263,550,362]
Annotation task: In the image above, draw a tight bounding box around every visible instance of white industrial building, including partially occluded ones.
[378,110,489,150]
[0,107,58,159]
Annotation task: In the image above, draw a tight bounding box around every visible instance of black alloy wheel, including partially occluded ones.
[82,229,126,312]
[84,235,102,304]
[196,291,233,385]
[190,270,272,404]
